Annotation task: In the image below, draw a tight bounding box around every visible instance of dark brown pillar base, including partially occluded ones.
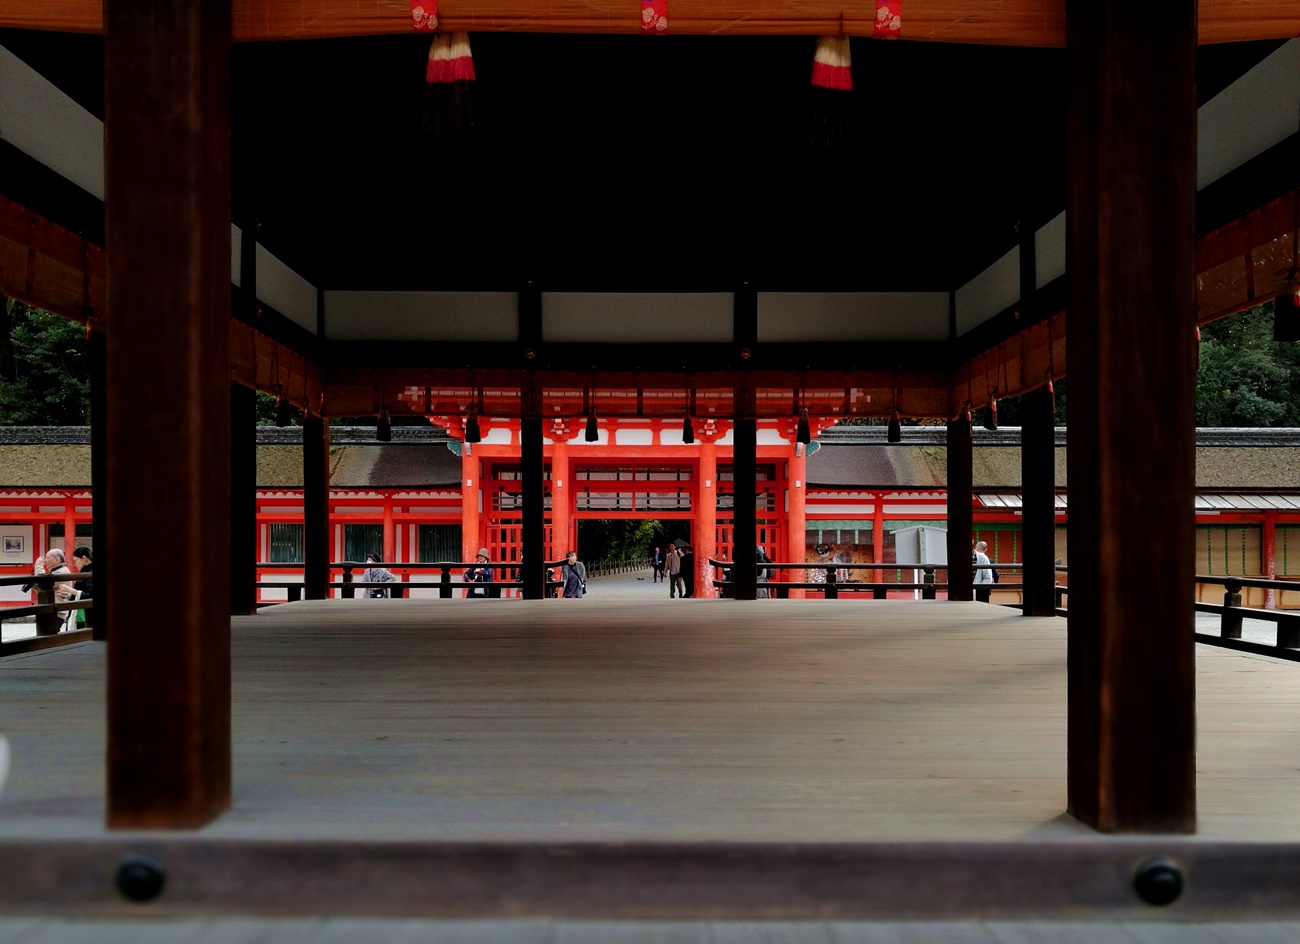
[1065,0,1196,833]
[104,0,232,828]
[521,412,545,600]
[731,400,758,602]
[945,416,973,600]
[303,413,330,600]
[1020,386,1057,617]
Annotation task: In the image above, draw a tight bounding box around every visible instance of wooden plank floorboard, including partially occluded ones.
[0,599,1298,846]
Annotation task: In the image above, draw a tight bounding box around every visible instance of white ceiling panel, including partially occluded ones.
[956,247,1018,336]
[257,246,318,334]
[326,292,519,341]
[1198,39,1300,189]
[543,293,733,343]
[758,293,949,342]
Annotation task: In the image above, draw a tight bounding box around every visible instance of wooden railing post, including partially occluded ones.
[1222,581,1243,639]
[1278,614,1300,649]
[825,568,837,600]
[440,566,452,599]
[288,585,302,603]
[922,567,936,600]
[397,572,409,599]
[341,566,355,599]
[34,580,60,636]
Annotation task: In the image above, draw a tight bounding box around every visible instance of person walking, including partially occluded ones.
[666,542,685,599]
[560,551,587,598]
[464,548,495,598]
[651,546,665,583]
[363,553,398,598]
[973,540,994,603]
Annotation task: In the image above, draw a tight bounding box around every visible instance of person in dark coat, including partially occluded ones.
[72,545,93,627]
[464,548,495,598]
[560,551,587,598]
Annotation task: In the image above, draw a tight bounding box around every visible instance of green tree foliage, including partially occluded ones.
[577,518,663,564]
[0,299,89,425]
[1195,303,1300,427]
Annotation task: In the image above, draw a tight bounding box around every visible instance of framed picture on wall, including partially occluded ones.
[3,536,23,554]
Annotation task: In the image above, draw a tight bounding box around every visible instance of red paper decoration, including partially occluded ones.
[642,0,668,34]
[874,0,901,38]
[411,0,438,31]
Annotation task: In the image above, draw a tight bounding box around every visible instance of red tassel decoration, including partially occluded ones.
[424,32,476,142]
[810,37,852,150]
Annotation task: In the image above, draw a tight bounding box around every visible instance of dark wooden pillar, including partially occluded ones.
[303,412,330,600]
[88,328,107,641]
[521,378,545,599]
[945,416,973,600]
[104,0,231,828]
[1021,386,1057,617]
[1066,0,1196,832]
[230,383,258,615]
[732,389,758,601]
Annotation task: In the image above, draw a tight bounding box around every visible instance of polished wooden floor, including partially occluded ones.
[3,584,1300,920]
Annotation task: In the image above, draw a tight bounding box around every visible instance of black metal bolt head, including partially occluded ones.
[1134,857,1183,906]
[115,854,166,903]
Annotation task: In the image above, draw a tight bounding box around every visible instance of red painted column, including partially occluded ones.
[551,426,571,561]
[63,502,77,561]
[1264,511,1278,609]
[697,430,719,597]
[873,493,885,576]
[461,439,479,565]
[383,500,396,563]
[786,431,806,600]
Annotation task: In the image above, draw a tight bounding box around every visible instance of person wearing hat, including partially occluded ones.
[363,553,397,598]
[464,548,494,598]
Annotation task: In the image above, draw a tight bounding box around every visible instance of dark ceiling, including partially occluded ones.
[0,29,1285,295]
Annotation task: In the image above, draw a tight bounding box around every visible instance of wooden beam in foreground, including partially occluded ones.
[104,0,232,828]
[1065,0,1197,833]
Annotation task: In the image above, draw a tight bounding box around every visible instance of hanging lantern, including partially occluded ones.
[887,407,902,443]
[1274,268,1300,343]
[682,413,695,444]
[464,409,481,444]
[274,395,296,428]
[585,407,599,442]
[983,389,998,431]
[810,36,852,150]
[376,408,392,443]
[796,409,811,445]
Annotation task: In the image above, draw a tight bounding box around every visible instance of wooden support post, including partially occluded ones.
[104,0,232,828]
[461,442,479,566]
[302,412,330,600]
[732,397,758,601]
[230,383,258,615]
[946,416,973,601]
[1263,511,1278,609]
[698,437,718,598]
[88,327,106,640]
[786,442,806,600]
[1021,386,1057,617]
[1221,582,1243,640]
[521,378,545,600]
[551,438,570,561]
[1066,0,1196,833]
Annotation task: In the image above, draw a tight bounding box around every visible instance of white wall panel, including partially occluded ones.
[758,293,949,342]
[1198,39,1300,189]
[327,292,518,341]
[0,46,103,199]
[956,247,1018,336]
[1035,212,1066,290]
[543,294,733,343]
[257,246,318,334]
